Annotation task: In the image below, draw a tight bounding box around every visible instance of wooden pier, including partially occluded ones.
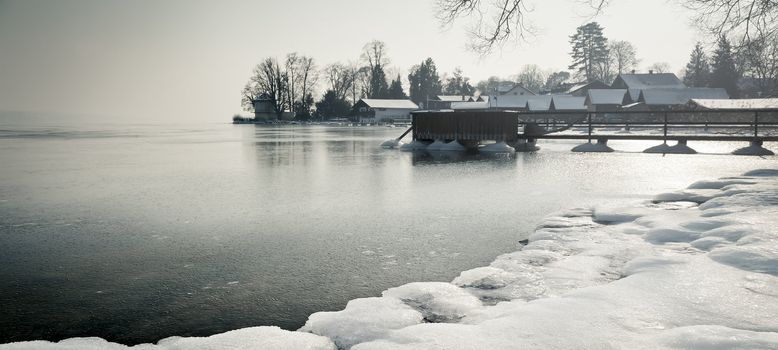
[407,109,778,154]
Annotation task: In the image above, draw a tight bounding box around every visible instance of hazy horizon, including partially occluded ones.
[1,0,706,123]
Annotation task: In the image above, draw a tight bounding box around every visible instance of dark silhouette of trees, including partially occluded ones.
[443,68,475,95]
[408,58,442,107]
[387,75,408,99]
[683,42,711,87]
[709,36,741,97]
[569,22,610,82]
[242,58,288,118]
[315,90,351,120]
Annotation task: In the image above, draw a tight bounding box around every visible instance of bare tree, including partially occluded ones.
[436,0,607,54]
[647,62,671,73]
[242,58,288,118]
[609,40,639,74]
[297,56,318,114]
[324,63,354,101]
[682,0,778,44]
[361,40,389,71]
[512,64,547,93]
[739,33,778,96]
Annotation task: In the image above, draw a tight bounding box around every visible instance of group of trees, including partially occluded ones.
[568,22,643,83]
[683,35,778,98]
[242,41,481,120]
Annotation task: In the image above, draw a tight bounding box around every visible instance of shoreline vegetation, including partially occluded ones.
[5,168,778,349]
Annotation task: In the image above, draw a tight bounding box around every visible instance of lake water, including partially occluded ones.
[0,121,775,345]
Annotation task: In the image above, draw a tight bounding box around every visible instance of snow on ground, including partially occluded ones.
[4,169,778,350]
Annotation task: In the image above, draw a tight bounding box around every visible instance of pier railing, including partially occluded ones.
[412,111,519,142]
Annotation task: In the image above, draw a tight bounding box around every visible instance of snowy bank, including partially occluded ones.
[4,169,778,349]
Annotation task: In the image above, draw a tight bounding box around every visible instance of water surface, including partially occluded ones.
[0,121,774,344]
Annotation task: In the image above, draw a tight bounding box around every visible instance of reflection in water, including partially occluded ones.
[0,123,775,345]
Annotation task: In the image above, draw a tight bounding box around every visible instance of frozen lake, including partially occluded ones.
[0,121,775,344]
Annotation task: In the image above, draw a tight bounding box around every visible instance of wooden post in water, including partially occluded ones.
[663,112,668,142]
[754,111,759,138]
[587,113,593,143]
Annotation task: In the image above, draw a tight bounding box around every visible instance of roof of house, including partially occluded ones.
[526,96,554,111]
[586,89,628,105]
[435,95,476,102]
[613,73,686,90]
[450,101,490,110]
[490,95,534,109]
[638,88,729,105]
[359,99,419,109]
[565,80,610,95]
[688,98,778,110]
[550,96,587,110]
[497,84,536,96]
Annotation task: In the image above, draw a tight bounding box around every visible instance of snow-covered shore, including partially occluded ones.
[4,169,778,350]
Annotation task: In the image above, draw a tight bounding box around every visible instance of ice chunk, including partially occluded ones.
[1,327,336,350]
[452,267,516,290]
[382,282,482,322]
[299,297,422,349]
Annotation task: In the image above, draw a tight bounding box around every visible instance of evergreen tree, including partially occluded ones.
[568,22,610,82]
[709,36,740,97]
[387,75,407,99]
[369,65,389,98]
[408,58,442,107]
[314,90,351,120]
[683,42,711,87]
[443,67,475,95]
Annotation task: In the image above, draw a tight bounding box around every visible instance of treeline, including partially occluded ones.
[242,24,778,120]
[242,40,477,120]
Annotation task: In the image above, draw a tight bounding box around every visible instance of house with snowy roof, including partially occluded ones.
[585,89,628,112]
[351,99,419,123]
[497,83,536,96]
[612,72,687,103]
[550,96,587,111]
[687,98,778,110]
[427,95,481,110]
[525,95,554,112]
[627,88,729,111]
[564,80,610,97]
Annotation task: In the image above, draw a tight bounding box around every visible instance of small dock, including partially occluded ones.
[405,109,778,155]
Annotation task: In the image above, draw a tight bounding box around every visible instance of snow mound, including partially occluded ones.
[438,140,466,152]
[1,327,336,350]
[424,140,447,151]
[732,143,775,156]
[380,139,403,149]
[399,140,427,151]
[479,142,515,153]
[643,143,673,153]
[571,141,614,152]
[298,297,422,349]
[382,282,482,322]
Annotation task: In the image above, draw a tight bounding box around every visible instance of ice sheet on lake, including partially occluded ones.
[5,169,778,350]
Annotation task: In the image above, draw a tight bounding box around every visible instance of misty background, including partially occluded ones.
[0,0,701,123]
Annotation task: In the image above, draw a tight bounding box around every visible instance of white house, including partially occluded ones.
[351,99,419,123]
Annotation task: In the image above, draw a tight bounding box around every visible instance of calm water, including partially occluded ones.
[0,120,775,344]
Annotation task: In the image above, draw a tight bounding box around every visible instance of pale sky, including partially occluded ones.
[0,0,708,122]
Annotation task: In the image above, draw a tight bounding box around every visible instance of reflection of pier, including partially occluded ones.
[406,109,778,155]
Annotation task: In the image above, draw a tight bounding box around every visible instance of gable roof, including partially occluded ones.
[550,96,587,110]
[490,95,533,109]
[638,88,729,105]
[612,73,686,90]
[435,95,476,102]
[565,80,610,96]
[526,96,554,111]
[359,99,419,109]
[688,98,778,110]
[498,84,536,96]
[586,89,628,105]
[450,101,490,110]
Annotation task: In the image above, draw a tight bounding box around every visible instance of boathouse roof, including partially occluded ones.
[435,95,477,102]
[526,96,554,111]
[358,99,419,109]
[612,73,686,90]
[586,89,628,106]
[450,101,490,110]
[688,98,778,110]
[550,96,587,111]
[639,88,729,105]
